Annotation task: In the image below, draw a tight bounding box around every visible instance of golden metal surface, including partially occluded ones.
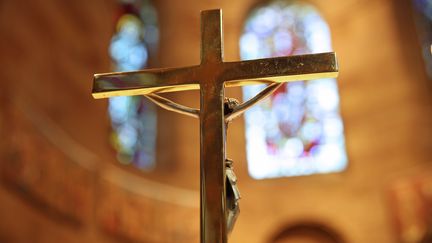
[92,9,339,243]
[92,53,338,99]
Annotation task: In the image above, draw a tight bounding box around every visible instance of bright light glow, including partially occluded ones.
[240,0,348,179]
[110,15,149,71]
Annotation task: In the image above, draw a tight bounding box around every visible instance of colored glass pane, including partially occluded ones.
[108,0,158,170]
[240,0,348,179]
[413,0,432,78]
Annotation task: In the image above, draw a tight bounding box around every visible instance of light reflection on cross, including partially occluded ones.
[92,9,338,243]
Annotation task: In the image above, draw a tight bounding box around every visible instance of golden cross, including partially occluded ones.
[92,9,338,243]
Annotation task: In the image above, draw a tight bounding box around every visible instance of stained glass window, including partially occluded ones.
[240,0,348,179]
[413,0,432,78]
[108,0,158,170]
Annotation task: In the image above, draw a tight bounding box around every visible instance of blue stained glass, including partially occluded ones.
[414,0,432,21]
[413,0,432,78]
[240,0,348,179]
[108,0,159,170]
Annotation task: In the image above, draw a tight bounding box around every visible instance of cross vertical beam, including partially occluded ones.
[200,80,226,243]
[201,10,223,64]
[199,10,227,243]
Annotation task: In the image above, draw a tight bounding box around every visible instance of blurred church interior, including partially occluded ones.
[1,0,432,242]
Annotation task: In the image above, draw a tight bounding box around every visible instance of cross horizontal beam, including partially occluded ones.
[92,66,200,99]
[223,52,338,85]
[92,52,338,99]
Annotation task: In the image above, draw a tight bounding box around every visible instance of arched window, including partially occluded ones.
[413,0,432,78]
[108,0,159,170]
[240,0,347,179]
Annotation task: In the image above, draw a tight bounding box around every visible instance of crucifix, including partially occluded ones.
[92,9,338,243]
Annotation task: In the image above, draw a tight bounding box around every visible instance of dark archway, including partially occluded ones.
[269,221,345,243]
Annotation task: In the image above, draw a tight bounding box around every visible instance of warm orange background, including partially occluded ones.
[0,0,431,242]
